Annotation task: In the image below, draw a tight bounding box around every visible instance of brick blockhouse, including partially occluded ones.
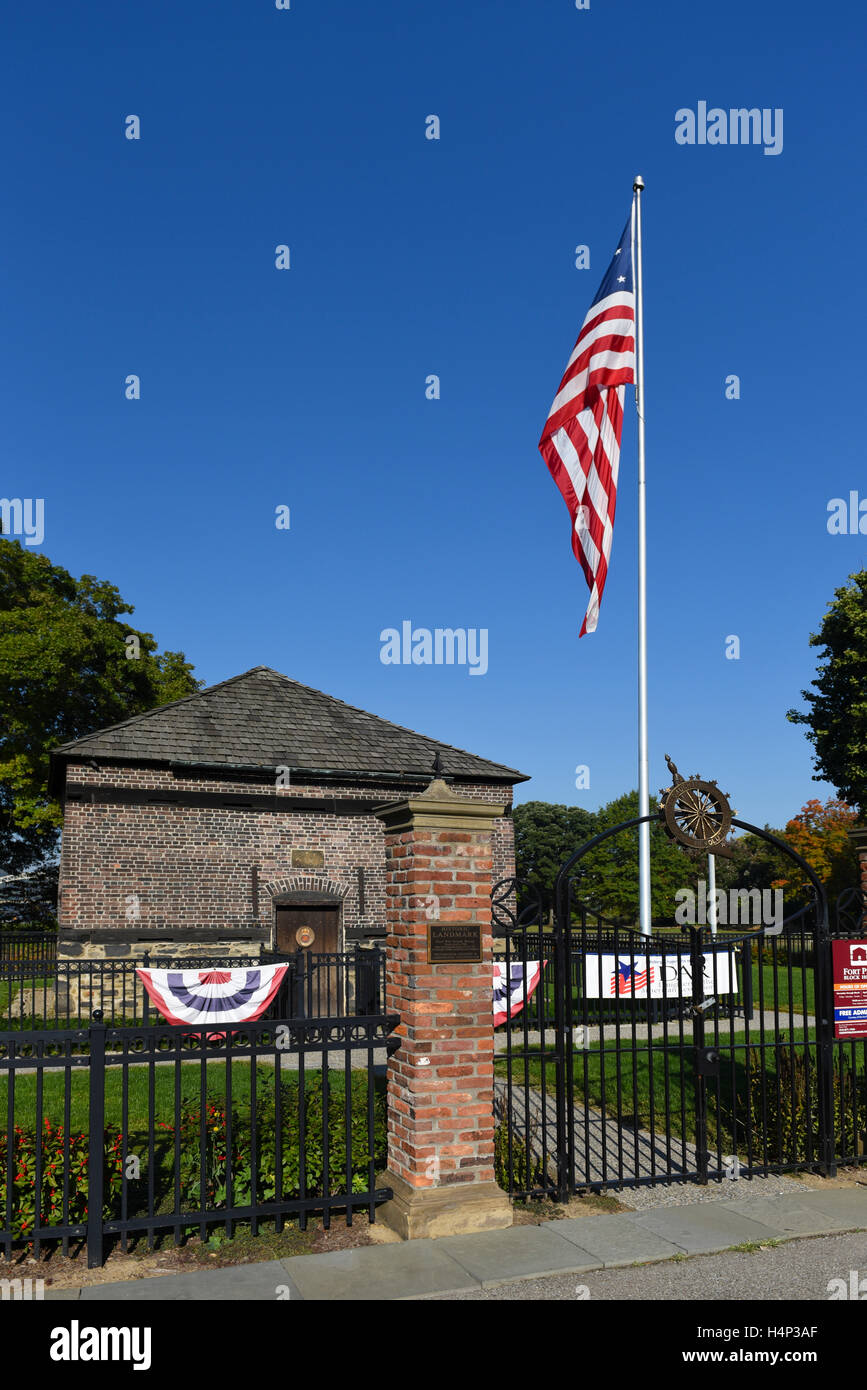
[48,667,527,961]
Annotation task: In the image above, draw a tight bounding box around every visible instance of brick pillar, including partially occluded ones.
[374,778,512,1238]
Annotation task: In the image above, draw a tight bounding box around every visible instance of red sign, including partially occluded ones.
[832,940,867,1039]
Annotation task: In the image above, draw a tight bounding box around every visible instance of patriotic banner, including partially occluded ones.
[583,953,735,1000]
[493,961,544,1026]
[610,958,656,996]
[136,965,287,1026]
[539,217,635,636]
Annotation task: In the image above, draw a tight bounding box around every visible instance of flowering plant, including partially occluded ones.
[0,1119,125,1240]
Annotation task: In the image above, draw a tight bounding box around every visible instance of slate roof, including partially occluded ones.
[49,667,528,789]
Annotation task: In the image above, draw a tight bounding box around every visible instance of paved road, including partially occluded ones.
[422,1230,867,1300]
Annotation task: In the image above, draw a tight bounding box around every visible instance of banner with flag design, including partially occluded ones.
[493,961,544,1026]
[136,965,287,1027]
[583,953,735,999]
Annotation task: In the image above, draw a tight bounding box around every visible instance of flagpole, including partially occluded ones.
[633,174,651,938]
[708,852,717,937]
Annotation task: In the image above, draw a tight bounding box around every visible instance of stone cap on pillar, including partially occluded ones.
[374,778,506,832]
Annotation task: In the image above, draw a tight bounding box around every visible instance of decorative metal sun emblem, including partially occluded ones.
[658,755,735,858]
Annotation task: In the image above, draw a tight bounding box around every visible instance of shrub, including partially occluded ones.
[168,1076,387,1212]
[2,1074,388,1244]
[746,1043,867,1164]
[493,1116,548,1193]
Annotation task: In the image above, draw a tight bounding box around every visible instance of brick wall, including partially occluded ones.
[58,762,515,950]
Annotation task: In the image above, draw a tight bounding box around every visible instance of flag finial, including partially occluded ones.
[633,174,645,191]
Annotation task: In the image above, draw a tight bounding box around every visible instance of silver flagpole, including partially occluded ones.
[632,174,651,938]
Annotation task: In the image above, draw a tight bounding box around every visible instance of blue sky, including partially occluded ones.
[2,0,865,830]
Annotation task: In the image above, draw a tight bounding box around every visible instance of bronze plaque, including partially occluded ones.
[296,925,315,947]
[291,850,325,868]
[427,921,482,963]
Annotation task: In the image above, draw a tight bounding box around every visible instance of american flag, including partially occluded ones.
[539,217,636,636]
[609,958,655,996]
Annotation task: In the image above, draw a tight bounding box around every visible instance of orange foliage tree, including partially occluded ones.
[781,797,858,912]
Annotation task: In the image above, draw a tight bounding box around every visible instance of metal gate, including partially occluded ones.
[493,814,867,1199]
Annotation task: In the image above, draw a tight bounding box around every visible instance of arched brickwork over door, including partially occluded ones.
[264,874,353,953]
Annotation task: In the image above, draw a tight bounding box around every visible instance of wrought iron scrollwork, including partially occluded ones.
[491,876,545,934]
[835,885,867,935]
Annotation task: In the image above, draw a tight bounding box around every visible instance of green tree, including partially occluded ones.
[575,789,701,925]
[0,539,201,876]
[512,801,596,917]
[787,570,867,818]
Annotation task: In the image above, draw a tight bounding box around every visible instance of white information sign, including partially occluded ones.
[583,951,735,999]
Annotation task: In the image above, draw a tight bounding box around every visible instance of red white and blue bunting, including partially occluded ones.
[136,965,287,1026]
[493,961,544,1027]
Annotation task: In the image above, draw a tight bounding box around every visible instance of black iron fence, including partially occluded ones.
[0,930,57,967]
[493,851,867,1200]
[493,930,837,1032]
[492,897,845,1033]
[0,947,386,1029]
[0,1009,399,1267]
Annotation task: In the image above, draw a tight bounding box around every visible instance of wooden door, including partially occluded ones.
[275,906,341,1016]
[275,906,339,955]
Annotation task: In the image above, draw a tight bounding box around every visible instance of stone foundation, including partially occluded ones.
[58,939,262,961]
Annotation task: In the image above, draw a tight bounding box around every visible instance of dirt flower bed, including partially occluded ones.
[0,1215,381,1291]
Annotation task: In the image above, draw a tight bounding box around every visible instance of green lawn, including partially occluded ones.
[0,973,56,1021]
[751,961,814,1015]
[0,1061,367,1132]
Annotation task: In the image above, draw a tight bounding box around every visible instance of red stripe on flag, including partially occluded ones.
[539,239,635,636]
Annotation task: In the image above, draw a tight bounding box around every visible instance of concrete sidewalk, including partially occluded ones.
[44,1187,867,1301]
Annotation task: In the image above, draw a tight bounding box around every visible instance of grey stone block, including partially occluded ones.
[630,1203,786,1253]
[437,1224,599,1287]
[280,1239,480,1300]
[544,1213,682,1266]
[789,1189,867,1227]
[722,1195,858,1237]
[78,1260,293,1301]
